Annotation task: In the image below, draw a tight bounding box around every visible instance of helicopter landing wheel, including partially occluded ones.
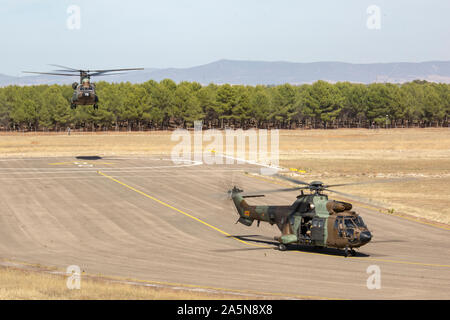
[350,249,356,256]
[70,103,76,110]
[344,246,349,257]
[93,104,98,110]
[278,243,287,251]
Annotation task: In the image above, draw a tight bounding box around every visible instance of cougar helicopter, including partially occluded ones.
[23,65,143,110]
[230,175,374,257]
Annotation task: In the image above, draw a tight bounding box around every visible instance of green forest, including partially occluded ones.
[0,79,448,131]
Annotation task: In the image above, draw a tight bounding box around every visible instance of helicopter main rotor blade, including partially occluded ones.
[89,68,144,73]
[323,188,386,207]
[274,174,310,186]
[90,71,131,77]
[325,177,416,188]
[241,186,306,197]
[22,71,80,76]
[51,69,81,73]
[48,64,81,71]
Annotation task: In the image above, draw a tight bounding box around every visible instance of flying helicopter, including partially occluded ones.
[230,175,375,257]
[23,65,144,110]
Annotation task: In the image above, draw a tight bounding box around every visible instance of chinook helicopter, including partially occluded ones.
[230,175,374,257]
[23,65,143,110]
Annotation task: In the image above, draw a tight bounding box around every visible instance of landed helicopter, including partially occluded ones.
[230,175,374,257]
[23,65,143,110]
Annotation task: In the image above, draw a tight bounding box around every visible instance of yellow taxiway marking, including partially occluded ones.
[289,168,307,173]
[97,171,269,249]
[245,173,450,231]
[98,171,450,269]
[286,247,450,268]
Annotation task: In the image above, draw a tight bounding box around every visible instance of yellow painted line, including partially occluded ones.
[289,168,306,173]
[348,256,450,268]
[48,162,73,165]
[97,171,270,249]
[283,247,450,268]
[99,171,450,269]
[245,173,450,231]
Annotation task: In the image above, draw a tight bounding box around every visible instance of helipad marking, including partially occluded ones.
[98,171,450,269]
[0,159,203,174]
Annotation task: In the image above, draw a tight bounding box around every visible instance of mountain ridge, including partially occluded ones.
[1,59,450,86]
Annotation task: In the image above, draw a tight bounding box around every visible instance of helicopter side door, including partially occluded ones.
[311,217,326,246]
[336,216,345,238]
[332,216,349,248]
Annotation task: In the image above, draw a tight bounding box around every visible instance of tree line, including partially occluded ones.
[0,79,448,131]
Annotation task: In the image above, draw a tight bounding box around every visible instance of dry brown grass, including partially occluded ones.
[0,132,177,157]
[0,266,258,300]
[275,129,450,225]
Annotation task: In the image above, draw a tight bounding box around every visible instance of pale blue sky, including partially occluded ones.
[1,0,449,76]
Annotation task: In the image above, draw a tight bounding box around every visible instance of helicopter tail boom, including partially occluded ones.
[230,186,276,227]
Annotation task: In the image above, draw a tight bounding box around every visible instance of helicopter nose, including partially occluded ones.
[359,231,372,243]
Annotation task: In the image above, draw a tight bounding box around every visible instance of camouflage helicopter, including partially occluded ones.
[23,65,143,110]
[230,175,373,257]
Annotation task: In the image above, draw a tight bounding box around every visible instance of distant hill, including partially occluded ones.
[2,60,450,86]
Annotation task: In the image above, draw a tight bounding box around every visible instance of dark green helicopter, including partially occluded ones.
[230,175,373,257]
[23,65,143,110]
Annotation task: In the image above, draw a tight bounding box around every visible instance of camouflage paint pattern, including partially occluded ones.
[231,187,372,251]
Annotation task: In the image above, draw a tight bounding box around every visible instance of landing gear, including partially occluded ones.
[278,243,287,251]
[70,103,77,110]
[93,104,98,110]
[344,247,356,257]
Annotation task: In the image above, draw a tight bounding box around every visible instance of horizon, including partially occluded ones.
[1,1,449,76]
[2,59,450,78]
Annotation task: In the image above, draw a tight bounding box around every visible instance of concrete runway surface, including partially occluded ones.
[0,156,449,299]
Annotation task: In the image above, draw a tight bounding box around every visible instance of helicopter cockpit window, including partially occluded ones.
[344,218,356,229]
[353,216,367,228]
[344,218,356,238]
[345,228,354,238]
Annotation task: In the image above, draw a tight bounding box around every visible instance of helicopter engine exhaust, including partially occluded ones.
[327,200,352,213]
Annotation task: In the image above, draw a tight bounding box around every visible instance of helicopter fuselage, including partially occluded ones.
[71,84,98,106]
[231,187,372,254]
[23,65,144,110]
